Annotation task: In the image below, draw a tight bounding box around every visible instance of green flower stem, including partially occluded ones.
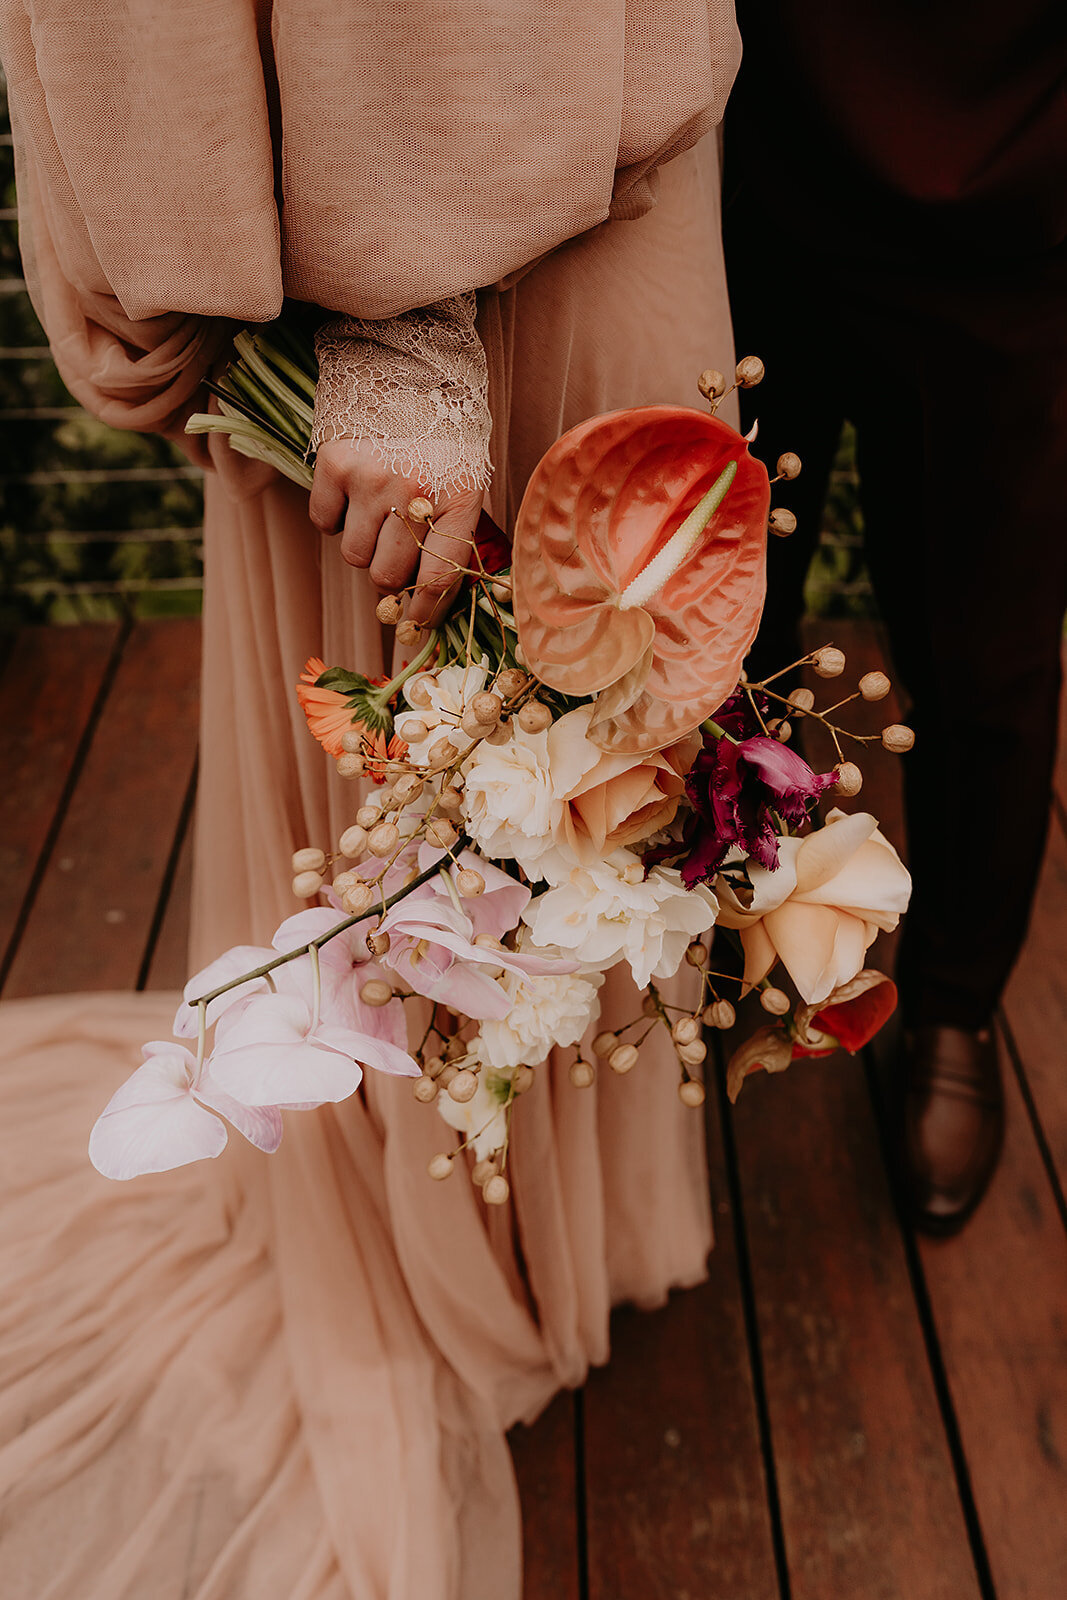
[197,381,299,450]
[250,337,318,406]
[702,716,739,746]
[476,593,516,630]
[227,366,305,447]
[195,999,207,1073]
[438,867,464,915]
[187,844,468,1013]
[263,321,319,386]
[309,943,322,1032]
[376,632,439,706]
[233,332,315,430]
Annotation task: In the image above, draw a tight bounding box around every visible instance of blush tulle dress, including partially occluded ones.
[0,4,743,1593]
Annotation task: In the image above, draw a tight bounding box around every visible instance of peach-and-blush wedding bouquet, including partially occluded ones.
[89,342,912,1203]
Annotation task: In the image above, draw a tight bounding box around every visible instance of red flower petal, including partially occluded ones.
[792,971,899,1057]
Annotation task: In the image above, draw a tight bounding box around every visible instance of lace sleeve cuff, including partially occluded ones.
[311,291,492,499]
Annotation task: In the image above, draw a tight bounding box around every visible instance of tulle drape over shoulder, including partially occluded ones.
[1,0,740,325]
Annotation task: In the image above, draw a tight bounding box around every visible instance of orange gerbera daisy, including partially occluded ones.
[296,657,357,757]
[295,657,407,781]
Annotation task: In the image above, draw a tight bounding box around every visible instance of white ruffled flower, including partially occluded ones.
[461,723,564,874]
[522,853,718,989]
[395,661,491,765]
[460,704,688,884]
[435,1067,511,1160]
[477,947,604,1069]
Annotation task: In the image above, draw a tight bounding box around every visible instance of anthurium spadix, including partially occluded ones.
[512,406,770,754]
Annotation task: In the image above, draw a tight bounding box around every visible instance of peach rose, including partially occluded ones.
[547,706,692,861]
[716,809,911,1005]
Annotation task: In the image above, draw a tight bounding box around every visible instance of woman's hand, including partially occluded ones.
[309,439,484,625]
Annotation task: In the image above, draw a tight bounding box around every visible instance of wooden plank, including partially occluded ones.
[0,623,119,964]
[729,1050,981,1600]
[820,623,1067,1594]
[509,1392,582,1600]
[143,793,195,992]
[583,1090,780,1600]
[917,1032,1067,1600]
[1055,638,1067,815]
[1001,817,1067,1192]
[3,618,200,997]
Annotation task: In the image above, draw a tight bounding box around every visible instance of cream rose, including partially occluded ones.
[716,809,911,1006]
[547,706,689,862]
[522,851,718,989]
[460,723,562,874]
[461,705,688,882]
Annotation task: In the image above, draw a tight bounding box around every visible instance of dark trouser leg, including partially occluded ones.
[854,312,1067,1028]
[722,186,844,683]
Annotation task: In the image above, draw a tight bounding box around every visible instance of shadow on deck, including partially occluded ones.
[2,616,1065,1600]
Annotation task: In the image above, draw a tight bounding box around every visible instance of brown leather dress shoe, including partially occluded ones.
[901,1024,1004,1237]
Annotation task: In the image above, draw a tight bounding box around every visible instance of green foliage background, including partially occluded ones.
[0,72,871,629]
[0,73,205,628]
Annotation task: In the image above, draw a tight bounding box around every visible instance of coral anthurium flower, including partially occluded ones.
[512,406,770,755]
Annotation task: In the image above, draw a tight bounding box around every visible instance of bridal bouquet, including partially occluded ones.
[89,330,912,1199]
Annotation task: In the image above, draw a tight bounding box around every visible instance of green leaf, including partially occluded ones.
[315,666,369,694]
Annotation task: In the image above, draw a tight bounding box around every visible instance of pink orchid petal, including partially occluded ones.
[387,918,486,962]
[213,992,312,1053]
[89,1055,227,1179]
[194,1074,284,1153]
[385,940,453,992]
[175,944,276,1037]
[499,946,581,977]
[385,890,473,937]
[414,845,531,935]
[208,1039,364,1106]
[120,1041,197,1102]
[342,961,410,1049]
[272,909,369,973]
[314,1025,419,1078]
[409,961,514,1020]
[272,907,344,950]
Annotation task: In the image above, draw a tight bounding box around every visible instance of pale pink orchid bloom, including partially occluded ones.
[207,955,419,1108]
[89,1040,282,1181]
[271,905,409,1052]
[172,943,276,1038]
[379,848,575,1020]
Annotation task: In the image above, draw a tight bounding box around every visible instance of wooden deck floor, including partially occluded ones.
[3,617,1066,1600]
